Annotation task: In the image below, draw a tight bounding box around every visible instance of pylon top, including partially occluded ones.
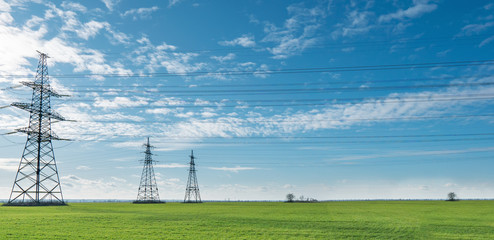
[36,50,50,58]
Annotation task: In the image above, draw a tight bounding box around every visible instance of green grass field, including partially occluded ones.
[0,201,493,239]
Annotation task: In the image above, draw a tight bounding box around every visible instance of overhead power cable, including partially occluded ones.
[2,59,494,79]
[57,96,494,109]
[70,113,494,124]
[52,82,494,95]
[65,74,494,89]
[61,93,494,104]
[91,33,493,56]
[69,137,494,144]
[60,132,494,139]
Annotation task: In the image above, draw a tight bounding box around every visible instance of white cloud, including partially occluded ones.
[47,2,131,45]
[194,99,211,106]
[0,0,11,12]
[480,35,494,47]
[154,163,188,168]
[208,166,258,173]
[93,97,148,110]
[262,3,326,59]
[145,108,174,115]
[378,0,438,22]
[151,97,186,106]
[76,20,109,40]
[61,1,87,12]
[101,0,119,11]
[134,37,204,74]
[331,10,373,38]
[458,22,494,36]
[61,174,136,199]
[330,147,494,162]
[0,158,19,171]
[210,53,236,62]
[219,35,255,48]
[252,80,494,133]
[76,165,91,170]
[0,12,13,24]
[201,111,217,118]
[111,176,127,182]
[168,0,182,8]
[121,6,159,20]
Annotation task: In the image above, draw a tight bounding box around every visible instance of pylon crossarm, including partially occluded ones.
[20,82,64,97]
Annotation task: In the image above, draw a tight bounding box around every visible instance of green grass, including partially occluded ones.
[0,201,493,239]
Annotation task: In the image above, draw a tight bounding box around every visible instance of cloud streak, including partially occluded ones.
[378,0,438,22]
[208,166,258,173]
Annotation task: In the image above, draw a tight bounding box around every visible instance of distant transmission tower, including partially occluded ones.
[6,51,66,206]
[134,137,163,203]
[184,150,202,203]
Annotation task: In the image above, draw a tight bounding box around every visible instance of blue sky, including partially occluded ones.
[0,0,493,201]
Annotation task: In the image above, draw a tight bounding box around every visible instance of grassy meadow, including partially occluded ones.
[0,201,493,239]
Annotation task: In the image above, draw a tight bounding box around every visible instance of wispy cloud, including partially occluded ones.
[76,20,109,40]
[210,53,236,63]
[208,166,258,173]
[378,0,438,23]
[0,158,19,171]
[76,165,91,170]
[155,163,188,168]
[121,6,159,20]
[332,10,374,38]
[93,96,148,110]
[61,2,87,12]
[262,3,327,59]
[458,22,494,36]
[61,174,136,199]
[330,147,494,162]
[101,0,119,11]
[168,0,182,8]
[133,36,205,74]
[480,35,494,47]
[219,35,255,48]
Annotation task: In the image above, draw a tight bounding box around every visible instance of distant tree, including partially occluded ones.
[299,195,305,201]
[447,192,457,201]
[286,193,295,202]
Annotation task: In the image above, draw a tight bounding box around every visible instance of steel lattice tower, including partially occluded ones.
[7,51,66,206]
[184,150,201,203]
[134,137,162,203]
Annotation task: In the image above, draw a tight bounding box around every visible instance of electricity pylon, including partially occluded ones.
[6,51,66,206]
[184,150,202,203]
[134,137,163,203]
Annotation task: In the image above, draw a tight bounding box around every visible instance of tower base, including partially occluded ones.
[3,201,66,206]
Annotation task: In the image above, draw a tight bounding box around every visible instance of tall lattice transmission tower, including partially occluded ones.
[134,137,163,203]
[6,51,66,206]
[184,150,202,203]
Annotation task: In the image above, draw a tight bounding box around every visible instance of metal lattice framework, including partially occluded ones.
[134,137,162,203]
[6,51,66,206]
[184,150,202,203]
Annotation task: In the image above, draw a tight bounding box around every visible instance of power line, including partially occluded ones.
[62,74,494,89]
[59,132,494,139]
[57,96,494,108]
[93,33,492,56]
[50,82,494,95]
[66,137,494,144]
[71,113,494,124]
[2,59,494,78]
